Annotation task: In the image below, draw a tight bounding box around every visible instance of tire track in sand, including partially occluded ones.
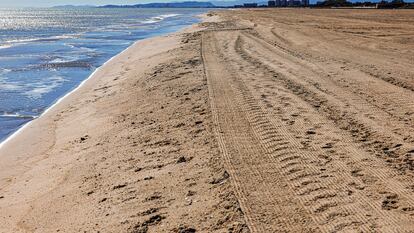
[202,27,414,232]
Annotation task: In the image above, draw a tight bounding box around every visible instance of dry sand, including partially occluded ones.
[1,9,414,232]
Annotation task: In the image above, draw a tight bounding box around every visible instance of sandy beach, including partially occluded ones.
[1,9,414,232]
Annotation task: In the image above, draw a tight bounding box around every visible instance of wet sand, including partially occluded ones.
[1,9,414,232]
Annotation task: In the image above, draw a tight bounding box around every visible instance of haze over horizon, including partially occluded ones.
[0,0,190,7]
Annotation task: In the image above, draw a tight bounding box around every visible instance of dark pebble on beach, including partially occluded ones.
[144,176,154,180]
[80,135,89,142]
[177,156,187,163]
[306,130,316,135]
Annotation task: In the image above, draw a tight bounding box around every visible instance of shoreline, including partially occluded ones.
[0,12,248,233]
[0,16,204,152]
[0,43,130,151]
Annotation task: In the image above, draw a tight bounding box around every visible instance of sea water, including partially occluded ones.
[0,7,207,142]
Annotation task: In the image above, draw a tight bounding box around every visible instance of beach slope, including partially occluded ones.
[201,9,414,232]
[0,17,247,233]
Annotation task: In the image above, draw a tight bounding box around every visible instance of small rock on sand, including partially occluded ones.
[177,156,187,163]
[210,171,230,184]
[144,176,154,181]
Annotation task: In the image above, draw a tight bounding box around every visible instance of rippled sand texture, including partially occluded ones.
[202,9,414,232]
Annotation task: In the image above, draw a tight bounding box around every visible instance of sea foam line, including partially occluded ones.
[0,39,137,151]
[142,13,181,24]
[0,11,200,151]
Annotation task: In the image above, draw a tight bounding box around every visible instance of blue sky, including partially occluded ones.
[0,0,165,7]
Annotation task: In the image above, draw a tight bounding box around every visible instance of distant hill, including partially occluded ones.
[53,5,95,8]
[100,1,216,8]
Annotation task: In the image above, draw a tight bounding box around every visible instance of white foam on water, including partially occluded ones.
[142,13,181,24]
[48,57,79,64]
[0,33,83,52]
[0,82,22,91]
[23,76,66,99]
[0,113,36,119]
[4,34,81,44]
[25,84,59,99]
[160,14,181,18]
[0,44,13,49]
[0,68,12,74]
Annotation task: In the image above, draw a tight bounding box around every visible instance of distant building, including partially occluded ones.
[287,0,302,6]
[243,3,258,7]
[239,0,308,8]
[294,0,302,5]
